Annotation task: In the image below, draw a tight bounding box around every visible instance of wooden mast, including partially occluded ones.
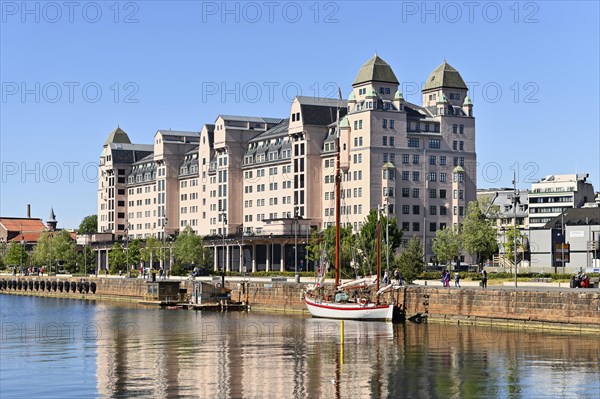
[376,209,381,292]
[334,88,341,288]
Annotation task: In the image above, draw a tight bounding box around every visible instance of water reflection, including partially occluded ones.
[1,295,598,399]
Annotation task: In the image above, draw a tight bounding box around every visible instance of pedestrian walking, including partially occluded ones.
[481,268,488,289]
[454,272,461,287]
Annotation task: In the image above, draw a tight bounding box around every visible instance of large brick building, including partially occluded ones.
[97,55,477,272]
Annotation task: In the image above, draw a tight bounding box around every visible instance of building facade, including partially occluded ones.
[528,173,595,229]
[96,55,478,271]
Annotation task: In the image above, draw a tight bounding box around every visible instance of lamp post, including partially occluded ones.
[20,230,24,274]
[512,173,519,287]
[49,232,53,275]
[221,213,227,288]
[269,233,273,272]
[294,206,299,283]
[125,223,130,278]
[163,217,168,279]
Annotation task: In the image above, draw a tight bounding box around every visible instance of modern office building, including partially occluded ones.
[528,173,595,229]
[96,55,478,271]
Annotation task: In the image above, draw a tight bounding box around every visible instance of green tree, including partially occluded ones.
[395,236,424,283]
[306,225,355,276]
[460,200,498,267]
[503,226,526,265]
[0,239,8,269]
[76,245,97,275]
[108,242,126,274]
[52,230,77,271]
[173,226,202,267]
[357,209,402,276]
[432,227,462,267]
[126,239,142,270]
[32,231,76,273]
[5,242,29,270]
[78,215,98,234]
[141,236,161,269]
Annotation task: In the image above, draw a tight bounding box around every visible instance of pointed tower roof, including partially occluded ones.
[48,207,57,223]
[104,127,132,146]
[352,55,399,86]
[423,61,467,91]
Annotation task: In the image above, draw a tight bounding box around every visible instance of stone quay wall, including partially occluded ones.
[2,277,599,329]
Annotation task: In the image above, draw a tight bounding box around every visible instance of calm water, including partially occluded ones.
[0,295,599,399]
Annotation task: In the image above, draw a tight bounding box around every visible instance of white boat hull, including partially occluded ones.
[304,296,396,321]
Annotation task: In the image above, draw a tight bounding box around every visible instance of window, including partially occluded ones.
[459,206,464,216]
[402,205,409,214]
[413,154,420,164]
[413,205,420,215]
[440,172,447,182]
[453,157,458,166]
[429,188,437,198]
[402,188,410,197]
[408,138,419,148]
[440,156,446,166]
[440,189,447,199]
[429,156,436,165]
[389,120,395,129]
[382,119,387,129]
[402,154,409,164]
[453,124,458,133]
[383,136,387,146]
[453,141,457,150]
[359,120,363,129]
[430,222,437,232]
[459,189,464,200]
[402,222,410,231]
[429,172,436,182]
[440,206,447,215]
[413,222,420,232]
[402,171,409,181]
[389,137,395,146]
[413,188,420,198]
[412,171,420,181]
[459,141,464,151]
[459,124,464,134]
[354,121,358,130]
[429,206,437,215]
[459,157,464,167]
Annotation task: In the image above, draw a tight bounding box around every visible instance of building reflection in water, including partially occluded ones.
[93,303,599,398]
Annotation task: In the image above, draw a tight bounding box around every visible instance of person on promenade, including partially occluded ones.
[383,270,390,285]
[445,271,451,287]
[394,268,400,285]
[480,268,488,289]
[454,272,461,288]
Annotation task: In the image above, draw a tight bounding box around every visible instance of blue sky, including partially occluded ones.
[1,1,599,228]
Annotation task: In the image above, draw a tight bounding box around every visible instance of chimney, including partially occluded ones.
[27,204,31,219]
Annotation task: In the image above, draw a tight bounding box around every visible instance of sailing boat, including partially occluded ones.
[304,90,403,322]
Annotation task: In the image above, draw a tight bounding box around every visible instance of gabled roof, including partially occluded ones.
[296,96,346,108]
[544,207,600,229]
[217,115,284,125]
[249,119,290,142]
[0,218,46,233]
[423,61,468,91]
[104,127,131,146]
[156,130,200,138]
[352,55,399,86]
